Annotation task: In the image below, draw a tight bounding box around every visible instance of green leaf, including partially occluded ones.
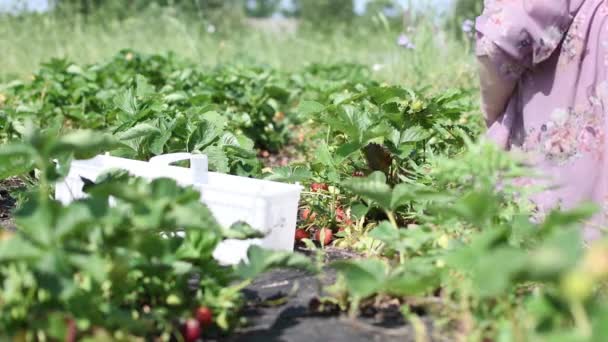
[473,247,528,297]
[202,111,228,130]
[526,228,583,280]
[135,74,155,98]
[0,235,42,261]
[369,221,399,245]
[265,85,290,101]
[0,143,35,179]
[342,173,392,210]
[350,203,369,220]
[204,146,230,173]
[390,183,415,211]
[396,144,415,159]
[66,64,84,75]
[400,125,431,144]
[115,123,161,141]
[55,131,120,159]
[298,100,325,115]
[219,132,239,147]
[164,92,188,103]
[539,204,597,233]
[175,230,221,260]
[46,312,69,341]
[315,142,335,167]
[189,120,221,152]
[222,222,265,240]
[114,88,138,116]
[331,259,387,298]
[235,135,255,150]
[444,190,499,228]
[263,166,312,183]
[235,245,316,279]
[335,141,362,159]
[322,105,371,143]
[149,120,175,155]
[368,171,387,183]
[368,86,407,105]
[70,254,110,284]
[54,202,94,239]
[384,260,440,296]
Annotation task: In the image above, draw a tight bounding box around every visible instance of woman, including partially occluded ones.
[476,0,608,241]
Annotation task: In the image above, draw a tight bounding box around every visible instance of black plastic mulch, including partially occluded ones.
[224,247,444,342]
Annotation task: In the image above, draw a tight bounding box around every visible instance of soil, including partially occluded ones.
[259,145,305,169]
[259,124,309,169]
[0,178,21,231]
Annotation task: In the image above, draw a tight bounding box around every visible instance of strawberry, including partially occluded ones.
[65,318,77,342]
[335,207,347,222]
[352,171,365,177]
[195,306,213,327]
[295,229,310,242]
[311,183,329,192]
[300,208,317,221]
[314,228,333,246]
[183,319,201,342]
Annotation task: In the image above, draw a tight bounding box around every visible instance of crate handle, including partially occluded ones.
[149,153,208,184]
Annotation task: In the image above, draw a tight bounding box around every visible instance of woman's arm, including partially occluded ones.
[478,55,518,127]
[475,0,574,126]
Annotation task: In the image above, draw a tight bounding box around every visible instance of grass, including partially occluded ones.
[0,7,477,89]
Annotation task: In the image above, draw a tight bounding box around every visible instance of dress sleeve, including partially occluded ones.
[475,0,573,77]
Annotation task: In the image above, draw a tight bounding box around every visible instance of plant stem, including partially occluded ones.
[349,296,361,320]
[35,156,50,204]
[571,300,591,338]
[386,210,398,229]
[410,313,429,342]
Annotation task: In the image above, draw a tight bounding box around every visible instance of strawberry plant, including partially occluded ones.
[0,51,318,176]
[0,127,314,340]
[301,85,472,182]
[5,50,608,342]
[324,141,608,340]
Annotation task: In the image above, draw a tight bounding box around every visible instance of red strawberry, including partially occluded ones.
[295,229,310,242]
[300,208,317,221]
[183,319,201,342]
[65,318,77,342]
[195,306,213,327]
[335,207,347,222]
[352,171,365,177]
[311,183,329,192]
[314,228,333,246]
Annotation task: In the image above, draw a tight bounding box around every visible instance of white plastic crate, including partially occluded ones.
[55,153,302,265]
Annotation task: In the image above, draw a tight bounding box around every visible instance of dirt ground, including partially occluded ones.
[0,178,21,231]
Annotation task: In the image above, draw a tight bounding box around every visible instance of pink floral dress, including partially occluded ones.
[476,0,608,241]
